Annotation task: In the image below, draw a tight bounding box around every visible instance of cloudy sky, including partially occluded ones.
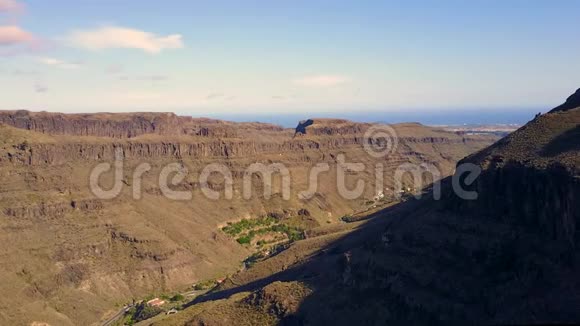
[0,0,579,114]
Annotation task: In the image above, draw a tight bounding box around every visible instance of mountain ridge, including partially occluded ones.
[155,90,580,325]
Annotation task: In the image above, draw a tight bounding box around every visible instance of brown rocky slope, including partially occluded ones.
[0,112,496,325]
[157,91,580,325]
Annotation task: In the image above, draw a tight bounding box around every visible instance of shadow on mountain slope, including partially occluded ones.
[163,101,580,326]
[185,199,420,307]
[284,184,580,325]
[542,125,580,157]
[178,179,580,325]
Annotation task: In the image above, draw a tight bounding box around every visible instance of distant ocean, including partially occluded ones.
[201,108,542,128]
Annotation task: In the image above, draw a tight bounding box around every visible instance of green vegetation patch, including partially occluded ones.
[222,216,277,236]
[194,279,217,291]
[124,302,163,324]
[222,216,305,247]
[170,294,185,302]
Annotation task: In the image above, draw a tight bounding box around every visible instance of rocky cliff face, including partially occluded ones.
[449,162,580,245]
[448,106,580,245]
[161,91,580,326]
[0,110,283,139]
[0,110,179,138]
[0,112,493,169]
[1,134,492,167]
[0,111,498,325]
[294,118,365,136]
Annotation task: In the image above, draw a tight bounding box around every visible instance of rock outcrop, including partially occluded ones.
[0,110,283,139]
[294,119,314,136]
[294,118,365,136]
[4,199,103,219]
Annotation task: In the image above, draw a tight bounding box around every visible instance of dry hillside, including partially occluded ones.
[0,111,497,325]
[155,92,580,325]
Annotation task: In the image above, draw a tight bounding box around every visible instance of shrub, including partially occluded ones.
[170,294,184,302]
[194,279,216,290]
[341,215,355,222]
[237,235,252,244]
[130,302,162,322]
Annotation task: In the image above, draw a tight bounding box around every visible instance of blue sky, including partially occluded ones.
[0,0,579,115]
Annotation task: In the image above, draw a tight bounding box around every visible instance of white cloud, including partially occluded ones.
[293,74,351,87]
[0,0,23,12]
[65,26,184,54]
[0,25,34,45]
[38,57,82,69]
